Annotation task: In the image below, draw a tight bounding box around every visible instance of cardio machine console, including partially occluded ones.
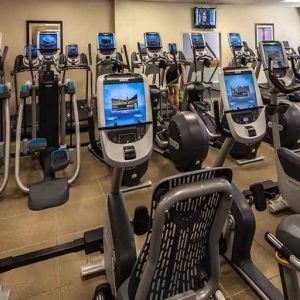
[219,68,266,144]
[144,32,163,56]
[98,32,116,57]
[65,44,80,64]
[37,31,60,60]
[97,73,153,167]
[259,41,289,77]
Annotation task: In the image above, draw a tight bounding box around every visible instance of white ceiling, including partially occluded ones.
[130,0,299,6]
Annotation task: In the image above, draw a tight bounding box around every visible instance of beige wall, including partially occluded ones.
[115,0,300,68]
[1,0,300,103]
[0,0,114,105]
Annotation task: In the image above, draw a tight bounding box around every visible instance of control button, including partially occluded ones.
[123,146,136,160]
[245,126,256,137]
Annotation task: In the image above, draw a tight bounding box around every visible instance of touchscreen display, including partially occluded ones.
[191,33,205,48]
[98,33,115,50]
[39,32,58,51]
[25,45,38,60]
[145,33,161,48]
[67,44,79,57]
[263,43,286,69]
[168,43,177,54]
[229,33,242,48]
[224,71,258,111]
[103,81,147,128]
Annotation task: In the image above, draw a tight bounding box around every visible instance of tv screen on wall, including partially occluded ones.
[194,8,217,29]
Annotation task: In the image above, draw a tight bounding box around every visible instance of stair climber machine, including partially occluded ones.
[139,32,209,172]
[59,44,91,140]
[96,32,131,78]
[247,40,300,214]
[228,33,261,78]
[15,31,81,211]
[214,66,290,299]
[258,41,300,150]
[0,34,11,195]
[88,35,150,192]
[0,72,234,300]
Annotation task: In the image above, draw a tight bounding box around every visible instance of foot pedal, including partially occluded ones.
[29,178,69,210]
[51,149,69,173]
[29,138,47,153]
[0,285,10,300]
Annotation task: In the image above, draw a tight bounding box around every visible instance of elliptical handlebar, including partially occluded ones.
[213,100,232,138]
[268,58,300,94]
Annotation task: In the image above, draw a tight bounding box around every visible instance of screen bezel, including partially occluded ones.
[97,33,115,51]
[38,31,59,53]
[101,79,148,130]
[194,7,217,29]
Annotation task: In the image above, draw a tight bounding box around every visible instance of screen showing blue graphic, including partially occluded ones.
[98,33,115,50]
[25,45,38,60]
[225,71,258,111]
[39,32,58,51]
[145,33,161,48]
[263,43,286,69]
[229,33,242,48]
[67,44,79,57]
[103,82,147,128]
[191,33,205,48]
[169,43,177,54]
[194,8,217,29]
[140,43,147,55]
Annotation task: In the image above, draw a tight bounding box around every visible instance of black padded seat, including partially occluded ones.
[277,215,300,259]
[277,148,300,182]
[28,178,69,211]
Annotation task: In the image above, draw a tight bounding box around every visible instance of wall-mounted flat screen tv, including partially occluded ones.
[194,8,217,29]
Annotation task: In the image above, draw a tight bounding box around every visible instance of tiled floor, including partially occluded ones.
[0,142,290,299]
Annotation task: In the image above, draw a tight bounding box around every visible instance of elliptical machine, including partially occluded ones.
[15,32,81,210]
[140,32,209,172]
[93,71,233,300]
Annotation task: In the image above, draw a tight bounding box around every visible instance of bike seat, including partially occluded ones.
[277,148,300,182]
[277,215,300,259]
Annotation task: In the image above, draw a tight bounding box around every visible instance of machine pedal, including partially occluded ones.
[28,138,47,153]
[51,149,69,172]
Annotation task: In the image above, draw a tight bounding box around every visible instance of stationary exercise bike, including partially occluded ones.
[93,72,233,300]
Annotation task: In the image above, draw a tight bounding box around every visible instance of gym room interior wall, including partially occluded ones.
[114,0,300,82]
[0,0,114,111]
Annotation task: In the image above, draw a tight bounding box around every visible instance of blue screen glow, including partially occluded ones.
[39,33,58,51]
[98,33,115,50]
[103,82,147,128]
[67,44,79,57]
[169,43,177,54]
[229,33,242,47]
[224,72,258,111]
[194,8,216,28]
[25,45,38,60]
[263,44,286,69]
[191,34,205,48]
[145,33,161,48]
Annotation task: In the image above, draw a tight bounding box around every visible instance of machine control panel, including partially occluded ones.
[107,124,147,144]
